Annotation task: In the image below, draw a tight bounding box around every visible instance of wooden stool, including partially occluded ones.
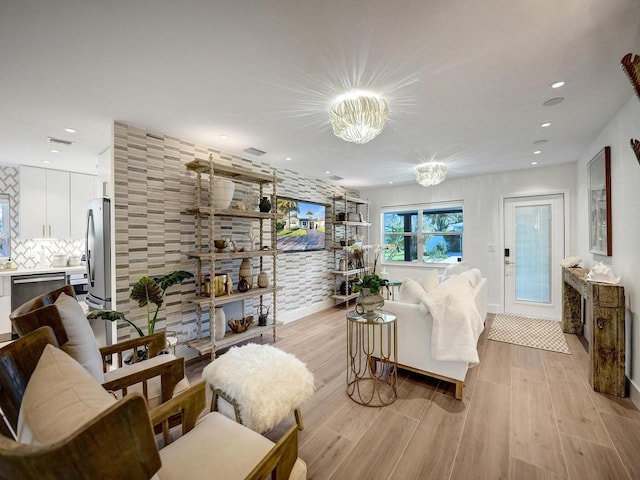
[202,343,314,433]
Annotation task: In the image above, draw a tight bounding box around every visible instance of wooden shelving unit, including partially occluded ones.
[330,195,370,308]
[185,155,278,357]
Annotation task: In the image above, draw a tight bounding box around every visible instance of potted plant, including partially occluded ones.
[352,245,389,316]
[87,270,193,337]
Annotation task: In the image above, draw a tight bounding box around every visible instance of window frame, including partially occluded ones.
[381,201,463,266]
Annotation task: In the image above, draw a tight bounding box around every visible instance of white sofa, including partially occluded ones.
[383,270,488,400]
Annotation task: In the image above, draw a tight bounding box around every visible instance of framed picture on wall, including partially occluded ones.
[588,146,612,256]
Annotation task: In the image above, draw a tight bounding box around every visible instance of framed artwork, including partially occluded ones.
[588,146,612,256]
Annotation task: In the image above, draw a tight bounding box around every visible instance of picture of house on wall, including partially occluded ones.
[276,198,326,252]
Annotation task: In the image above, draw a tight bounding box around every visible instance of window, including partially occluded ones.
[0,194,10,257]
[382,202,463,264]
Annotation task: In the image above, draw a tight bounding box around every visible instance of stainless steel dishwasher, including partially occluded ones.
[11,272,67,338]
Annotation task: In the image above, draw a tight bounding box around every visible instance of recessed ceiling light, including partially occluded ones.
[531,161,538,165]
[49,149,60,153]
[543,97,564,107]
[550,81,565,89]
[534,150,542,155]
[388,181,393,184]
[219,135,228,140]
[284,157,292,161]
[64,127,77,133]
[325,171,331,174]
[540,122,551,128]
[43,160,51,164]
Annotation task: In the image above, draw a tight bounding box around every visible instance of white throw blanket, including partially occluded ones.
[420,275,484,365]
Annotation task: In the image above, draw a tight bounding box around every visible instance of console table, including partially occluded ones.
[562,267,626,397]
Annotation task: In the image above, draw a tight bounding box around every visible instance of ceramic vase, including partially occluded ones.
[259,196,272,213]
[257,271,269,288]
[212,177,235,210]
[356,288,384,317]
[214,306,226,341]
[237,277,250,292]
[239,258,253,288]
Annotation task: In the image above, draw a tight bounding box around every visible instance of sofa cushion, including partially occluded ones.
[158,412,307,480]
[460,268,482,287]
[397,278,425,304]
[55,292,105,383]
[17,344,116,445]
[421,269,440,293]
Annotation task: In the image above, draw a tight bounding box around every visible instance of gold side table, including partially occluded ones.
[346,310,397,407]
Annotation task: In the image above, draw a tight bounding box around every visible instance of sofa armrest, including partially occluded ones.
[149,381,206,445]
[99,332,166,369]
[246,424,299,480]
[0,394,160,480]
[102,354,185,405]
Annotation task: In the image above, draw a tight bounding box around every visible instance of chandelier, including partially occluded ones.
[415,162,447,186]
[329,90,388,144]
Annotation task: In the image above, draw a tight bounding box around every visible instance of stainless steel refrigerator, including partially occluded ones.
[85,197,113,346]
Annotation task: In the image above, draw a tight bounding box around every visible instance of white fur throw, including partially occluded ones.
[420,274,484,365]
[201,344,314,433]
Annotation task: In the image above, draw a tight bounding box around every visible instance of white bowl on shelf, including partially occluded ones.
[212,177,235,210]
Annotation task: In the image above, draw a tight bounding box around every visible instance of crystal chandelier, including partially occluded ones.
[415,162,447,186]
[329,90,388,144]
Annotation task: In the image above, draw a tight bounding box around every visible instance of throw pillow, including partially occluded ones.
[443,262,469,279]
[421,269,440,293]
[397,278,424,304]
[55,292,105,382]
[17,344,115,445]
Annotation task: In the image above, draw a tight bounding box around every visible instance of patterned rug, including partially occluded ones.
[487,314,571,354]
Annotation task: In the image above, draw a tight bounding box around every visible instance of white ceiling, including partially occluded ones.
[1,0,639,187]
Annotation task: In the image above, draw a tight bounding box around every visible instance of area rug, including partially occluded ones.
[487,314,570,354]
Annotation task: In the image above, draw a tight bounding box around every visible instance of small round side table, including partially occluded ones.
[346,310,397,407]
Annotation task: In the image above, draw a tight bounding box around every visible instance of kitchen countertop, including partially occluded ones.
[0,265,87,277]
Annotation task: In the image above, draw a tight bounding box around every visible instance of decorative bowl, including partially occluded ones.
[227,316,254,334]
[213,239,228,251]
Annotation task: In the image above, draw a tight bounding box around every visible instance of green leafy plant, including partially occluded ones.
[87,271,193,337]
[352,245,390,294]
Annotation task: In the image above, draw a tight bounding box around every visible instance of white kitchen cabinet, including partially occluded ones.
[69,173,96,239]
[20,166,93,240]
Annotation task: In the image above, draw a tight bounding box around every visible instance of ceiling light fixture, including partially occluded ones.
[531,161,538,165]
[415,162,447,187]
[534,150,542,155]
[64,127,77,133]
[550,81,565,89]
[49,149,60,153]
[329,90,388,144]
[219,135,228,140]
[284,157,292,161]
[543,97,564,106]
[541,122,552,128]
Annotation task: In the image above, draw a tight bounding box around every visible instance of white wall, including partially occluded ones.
[574,96,640,399]
[360,163,577,313]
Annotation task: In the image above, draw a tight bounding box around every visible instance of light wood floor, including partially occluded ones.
[186,309,640,480]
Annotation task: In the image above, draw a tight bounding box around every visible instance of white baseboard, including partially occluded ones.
[487,303,501,314]
[278,298,334,324]
[629,379,640,410]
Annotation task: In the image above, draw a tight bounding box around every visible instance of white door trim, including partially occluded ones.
[498,189,571,316]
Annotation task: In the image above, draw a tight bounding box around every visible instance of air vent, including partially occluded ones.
[243,147,266,156]
[47,137,74,146]
[328,175,344,181]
